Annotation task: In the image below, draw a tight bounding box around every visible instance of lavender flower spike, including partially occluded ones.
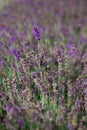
[32,25,41,40]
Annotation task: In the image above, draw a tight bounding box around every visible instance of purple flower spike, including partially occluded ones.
[12,48,21,60]
[32,26,41,40]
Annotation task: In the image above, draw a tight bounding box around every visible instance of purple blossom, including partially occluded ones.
[31,71,37,78]
[4,105,9,111]
[70,46,77,57]
[66,43,77,57]
[0,41,3,46]
[9,36,15,43]
[18,117,24,126]
[66,43,72,49]
[12,48,21,60]
[32,26,41,40]
[66,124,72,130]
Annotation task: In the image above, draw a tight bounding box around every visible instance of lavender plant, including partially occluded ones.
[0,0,87,130]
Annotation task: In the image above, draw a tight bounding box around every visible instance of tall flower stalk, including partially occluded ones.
[32,25,41,66]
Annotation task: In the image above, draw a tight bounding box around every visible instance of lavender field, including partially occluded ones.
[0,0,87,130]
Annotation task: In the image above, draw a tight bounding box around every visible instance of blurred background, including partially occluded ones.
[0,0,10,9]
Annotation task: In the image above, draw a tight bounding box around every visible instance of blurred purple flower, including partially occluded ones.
[84,79,87,85]
[31,71,37,78]
[12,48,21,60]
[18,117,24,126]
[0,41,3,46]
[0,60,3,65]
[70,46,77,57]
[4,105,9,111]
[3,13,8,17]
[66,124,72,130]
[66,43,77,57]
[9,36,15,43]
[66,43,72,49]
[32,25,41,40]
[4,102,13,111]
